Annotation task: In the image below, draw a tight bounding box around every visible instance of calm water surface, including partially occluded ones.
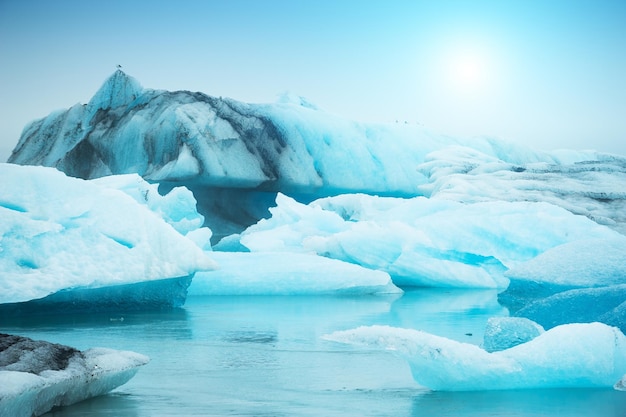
[3,289,625,416]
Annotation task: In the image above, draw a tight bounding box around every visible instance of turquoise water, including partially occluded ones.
[2,289,625,416]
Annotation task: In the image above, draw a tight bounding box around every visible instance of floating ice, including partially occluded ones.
[482,317,544,352]
[498,236,626,331]
[0,163,216,306]
[324,323,626,391]
[237,193,618,288]
[505,236,626,288]
[189,252,401,295]
[513,285,626,333]
[0,333,148,417]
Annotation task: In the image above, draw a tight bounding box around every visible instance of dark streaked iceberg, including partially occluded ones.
[0,334,148,417]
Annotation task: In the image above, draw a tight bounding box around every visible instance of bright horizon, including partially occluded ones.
[1,0,625,161]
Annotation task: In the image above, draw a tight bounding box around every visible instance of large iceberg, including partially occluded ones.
[0,333,148,417]
[0,163,216,310]
[10,71,626,240]
[230,192,621,289]
[324,323,626,391]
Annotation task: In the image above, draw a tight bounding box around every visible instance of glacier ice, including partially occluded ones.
[0,163,216,307]
[512,285,626,333]
[0,333,148,417]
[505,236,626,289]
[482,317,544,352]
[10,71,626,240]
[234,192,621,288]
[188,251,401,295]
[324,323,626,391]
[498,236,626,331]
[417,146,626,234]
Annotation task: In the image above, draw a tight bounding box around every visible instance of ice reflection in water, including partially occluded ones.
[1,289,624,417]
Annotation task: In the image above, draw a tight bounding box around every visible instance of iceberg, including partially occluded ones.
[417,146,626,235]
[0,333,148,417]
[324,323,626,391]
[0,163,216,309]
[10,71,625,240]
[234,193,619,288]
[188,251,401,295]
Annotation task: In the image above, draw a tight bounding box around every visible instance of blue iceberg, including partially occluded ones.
[324,322,626,391]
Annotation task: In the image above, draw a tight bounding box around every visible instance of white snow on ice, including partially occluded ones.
[235,193,622,288]
[0,163,216,304]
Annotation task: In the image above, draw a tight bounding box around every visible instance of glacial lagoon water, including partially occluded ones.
[2,289,626,417]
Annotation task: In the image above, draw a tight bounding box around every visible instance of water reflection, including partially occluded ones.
[44,393,141,417]
[387,288,509,344]
[411,388,626,417]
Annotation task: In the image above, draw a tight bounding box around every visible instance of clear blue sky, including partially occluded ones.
[1,0,625,161]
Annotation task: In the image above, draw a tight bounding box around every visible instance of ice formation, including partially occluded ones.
[9,71,626,239]
[233,193,621,288]
[482,317,544,352]
[324,323,626,391]
[417,146,626,234]
[189,252,401,295]
[498,236,626,331]
[0,333,148,417]
[0,163,216,307]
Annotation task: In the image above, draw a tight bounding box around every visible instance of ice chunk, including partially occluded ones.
[189,252,401,295]
[0,163,216,305]
[239,193,616,288]
[482,317,544,352]
[499,237,626,331]
[514,284,626,333]
[324,323,626,391]
[0,333,148,417]
[505,236,626,288]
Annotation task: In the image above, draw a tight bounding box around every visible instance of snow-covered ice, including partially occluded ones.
[0,333,148,417]
[0,163,216,306]
[235,192,621,288]
[324,323,626,391]
[189,251,401,295]
[505,236,626,289]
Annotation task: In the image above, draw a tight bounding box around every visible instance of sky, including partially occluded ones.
[1,0,625,161]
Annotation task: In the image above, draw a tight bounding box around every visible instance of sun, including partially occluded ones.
[442,47,491,96]
[448,51,488,94]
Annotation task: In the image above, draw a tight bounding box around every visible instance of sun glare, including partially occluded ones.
[447,49,489,94]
